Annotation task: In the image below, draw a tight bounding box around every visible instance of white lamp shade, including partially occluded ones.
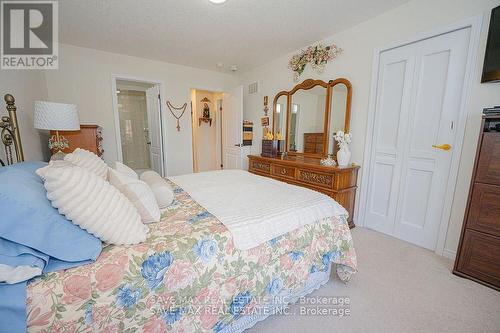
[34,101,80,131]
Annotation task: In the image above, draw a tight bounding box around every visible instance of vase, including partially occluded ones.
[337,146,351,167]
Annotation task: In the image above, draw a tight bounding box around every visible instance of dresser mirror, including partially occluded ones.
[328,79,352,155]
[273,93,287,138]
[288,84,328,154]
[272,78,352,158]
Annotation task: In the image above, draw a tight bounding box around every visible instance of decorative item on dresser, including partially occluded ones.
[261,139,279,158]
[50,125,103,157]
[248,155,359,228]
[453,113,500,291]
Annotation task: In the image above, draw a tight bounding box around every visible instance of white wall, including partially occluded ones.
[238,0,500,257]
[43,44,238,176]
[0,71,48,163]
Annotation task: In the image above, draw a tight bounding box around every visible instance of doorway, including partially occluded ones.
[360,19,481,254]
[112,77,165,175]
[191,89,224,172]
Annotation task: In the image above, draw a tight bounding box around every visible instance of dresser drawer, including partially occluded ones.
[456,230,500,288]
[476,132,500,185]
[467,183,500,237]
[272,164,295,180]
[297,169,334,189]
[249,160,271,174]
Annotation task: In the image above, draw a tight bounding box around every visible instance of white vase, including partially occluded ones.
[337,146,351,167]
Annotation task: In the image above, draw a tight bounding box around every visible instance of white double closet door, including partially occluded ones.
[365,27,471,250]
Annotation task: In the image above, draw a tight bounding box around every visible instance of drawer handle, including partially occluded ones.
[281,169,287,175]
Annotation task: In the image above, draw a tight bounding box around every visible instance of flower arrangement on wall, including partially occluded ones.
[288,43,343,81]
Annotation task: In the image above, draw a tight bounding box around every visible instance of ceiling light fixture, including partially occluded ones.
[209,0,227,4]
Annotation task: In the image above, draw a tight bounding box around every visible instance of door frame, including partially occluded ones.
[111,74,167,176]
[357,15,483,257]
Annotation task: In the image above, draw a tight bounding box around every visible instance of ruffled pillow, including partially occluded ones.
[64,148,108,180]
[114,161,139,179]
[140,171,174,209]
[36,160,73,181]
[109,169,160,224]
[41,163,148,245]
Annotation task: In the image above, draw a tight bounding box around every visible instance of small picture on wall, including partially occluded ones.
[261,117,269,126]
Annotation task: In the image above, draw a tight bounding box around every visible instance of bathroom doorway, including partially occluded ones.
[112,77,165,175]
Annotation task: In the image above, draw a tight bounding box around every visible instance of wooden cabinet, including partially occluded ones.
[456,230,500,288]
[303,133,324,154]
[467,183,500,237]
[50,125,103,157]
[475,132,500,184]
[453,115,500,291]
[248,154,359,228]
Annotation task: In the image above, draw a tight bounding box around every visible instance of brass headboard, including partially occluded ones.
[0,94,24,166]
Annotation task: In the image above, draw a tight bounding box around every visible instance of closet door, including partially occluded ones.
[365,44,416,236]
[393,28,470,249]
[366,27,471,250]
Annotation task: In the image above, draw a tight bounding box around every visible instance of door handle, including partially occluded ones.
[234,143,243,147]
[432,143,451,151]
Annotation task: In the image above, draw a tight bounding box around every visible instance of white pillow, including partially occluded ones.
[140,171,174,209]
[41,163,148,245]
[36,160,74,181]
[64,148,108,180]
[114,161,138,179]
[109,169,160,224]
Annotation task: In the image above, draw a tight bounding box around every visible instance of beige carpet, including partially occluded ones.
[247,227,500,333]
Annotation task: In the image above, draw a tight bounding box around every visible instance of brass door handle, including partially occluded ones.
[432,144,451,151]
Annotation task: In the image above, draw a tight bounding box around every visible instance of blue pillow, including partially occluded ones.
[0,162,102,263]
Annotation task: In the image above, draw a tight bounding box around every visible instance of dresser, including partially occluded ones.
[248,154,359,228]
[453,115,500,291]
[50,125,103,157]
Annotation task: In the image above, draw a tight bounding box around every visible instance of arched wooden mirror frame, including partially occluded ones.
[272,91,289,137]
[272,78,352,158]
[328,78,352,134]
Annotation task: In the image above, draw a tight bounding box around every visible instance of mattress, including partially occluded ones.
[26,180,357,332]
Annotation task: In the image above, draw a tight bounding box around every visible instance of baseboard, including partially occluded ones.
[442,248,456,260]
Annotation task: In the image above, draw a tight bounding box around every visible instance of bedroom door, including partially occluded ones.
[145,86,164,176]
[222,85,244,169]
[365,27,471,250]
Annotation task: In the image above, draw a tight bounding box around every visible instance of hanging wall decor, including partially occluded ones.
[198,97,213,126]
[167,100,187,131]
[263,95,269,116]
[288,43,342,81]
[200,97,211,118]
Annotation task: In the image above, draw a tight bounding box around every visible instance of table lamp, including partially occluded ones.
[34,101,80,159]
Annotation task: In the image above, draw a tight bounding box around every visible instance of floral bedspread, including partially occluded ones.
[27,182,357,333]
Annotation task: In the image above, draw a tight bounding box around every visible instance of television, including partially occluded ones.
[482,5,500,83]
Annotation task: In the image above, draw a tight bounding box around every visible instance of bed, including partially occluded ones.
[0,94,357,333]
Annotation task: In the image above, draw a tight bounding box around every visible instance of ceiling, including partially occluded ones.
[59,0,412,73]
